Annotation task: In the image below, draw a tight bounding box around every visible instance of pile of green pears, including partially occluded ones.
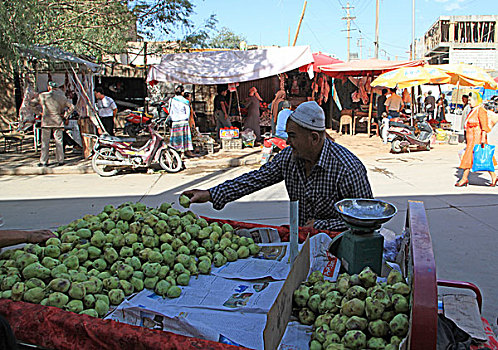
[0,200,261,318]
[293,267,411,350]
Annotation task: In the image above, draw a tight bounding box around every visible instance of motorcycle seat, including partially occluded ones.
[389,121,414,131]
[101,135,136,143]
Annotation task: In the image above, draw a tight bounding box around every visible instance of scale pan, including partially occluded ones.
[334,199,397,228]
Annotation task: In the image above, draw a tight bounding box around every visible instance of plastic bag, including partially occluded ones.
[240,128,256,142]
[472,143,495,172]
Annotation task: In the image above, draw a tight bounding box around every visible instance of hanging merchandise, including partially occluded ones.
[228,83,239,92]
[291,77,300,95]
[19,80,41,128]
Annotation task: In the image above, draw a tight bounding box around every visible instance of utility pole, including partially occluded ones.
[357,36,363,59]
[411,0,415,59]
[374,0,379,58]
[342,2,356,61]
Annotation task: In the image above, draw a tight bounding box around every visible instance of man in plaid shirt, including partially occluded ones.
[183,101,373,231]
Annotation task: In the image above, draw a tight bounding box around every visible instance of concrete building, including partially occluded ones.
[423,15,498,73]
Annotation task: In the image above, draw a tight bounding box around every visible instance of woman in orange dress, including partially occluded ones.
[456,91,497,187]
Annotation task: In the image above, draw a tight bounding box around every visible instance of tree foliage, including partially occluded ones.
[0,0,247,74]
[0,1,42,65]
[0,0,214,68]
[208,27,247,49]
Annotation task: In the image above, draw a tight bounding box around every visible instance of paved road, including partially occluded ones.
[1,137,497,330]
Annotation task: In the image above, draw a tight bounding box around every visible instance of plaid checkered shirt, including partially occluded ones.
[209,139,373,231]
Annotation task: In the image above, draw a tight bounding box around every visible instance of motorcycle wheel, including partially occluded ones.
[124,124,139,137]
[92,147,119,177]
[159,147,183,173]
[391,138,403,153]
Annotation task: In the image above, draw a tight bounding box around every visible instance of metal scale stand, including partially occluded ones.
[331,199,397,275]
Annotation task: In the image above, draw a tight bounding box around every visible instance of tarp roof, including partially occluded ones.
[319,58,426,78]
[299,52,343,73]
[147,46,314,85]
[20,45,101,72]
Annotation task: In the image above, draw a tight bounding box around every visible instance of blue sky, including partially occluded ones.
[171,0,497,61]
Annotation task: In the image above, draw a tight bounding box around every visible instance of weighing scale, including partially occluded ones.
[331,199,397,275]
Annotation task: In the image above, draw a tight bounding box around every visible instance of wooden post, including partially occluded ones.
[292,1,307,46]
[288,27,291,46]
[367,89,373,137]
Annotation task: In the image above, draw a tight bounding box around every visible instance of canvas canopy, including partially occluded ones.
[319,58,426,79]
[147,46,314,85]
[20,45,101,72]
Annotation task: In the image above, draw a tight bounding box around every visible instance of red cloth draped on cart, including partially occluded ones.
[0,299,242,350]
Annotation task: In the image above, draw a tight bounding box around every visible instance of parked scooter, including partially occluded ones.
[389,113,433,153]
[260,133,288,165]
[85,123,182,177]
[123,101,169,137]
[123,110,153,137]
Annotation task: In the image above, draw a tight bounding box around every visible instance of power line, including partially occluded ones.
[305,22,325,48]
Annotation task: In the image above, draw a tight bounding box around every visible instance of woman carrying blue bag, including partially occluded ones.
[455,91,497,187]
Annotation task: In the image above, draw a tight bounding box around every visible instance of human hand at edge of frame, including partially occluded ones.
[181,189,212,204]
[26,230,57,244]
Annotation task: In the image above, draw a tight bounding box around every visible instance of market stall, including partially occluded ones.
[370,63,498,143]
[17,45,103,157]
[319,59,426,135]
[147,46,314,144]
[1,200,496,349]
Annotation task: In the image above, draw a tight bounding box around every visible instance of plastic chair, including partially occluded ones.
[339,115,352,135]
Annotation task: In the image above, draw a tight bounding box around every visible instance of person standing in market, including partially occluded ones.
[460,94,471,132]
[30,81,74,167]
[169,85,194,158]
[94,87,117,136]
[384,88,403,119]
[181,101,373,232]
[275,101,292,139]
[244,87,262,142]
[213,87,231,140]
[436,93,448,121]
[184,92,197,134]
[270,89,286,135]
[455,91,496,187]
[424,90,436,119]
[376,89,387,123]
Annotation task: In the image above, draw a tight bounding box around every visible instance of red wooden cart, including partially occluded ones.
[0,201,495,349]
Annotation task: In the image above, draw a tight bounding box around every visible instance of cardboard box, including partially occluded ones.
[263,237,310,349]
[220,127,239,139]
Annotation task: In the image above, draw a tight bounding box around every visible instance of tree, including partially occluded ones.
[0,1,42,66]
[208,27,246,49]
[0,0,216,67]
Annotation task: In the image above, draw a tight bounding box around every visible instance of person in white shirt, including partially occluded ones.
[169,85,194,157]
[94,87,117,135]
[385,88,404,119]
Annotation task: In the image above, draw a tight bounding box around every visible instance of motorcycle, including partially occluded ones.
[85,123,182,177]
[123,101,169,137]
[260,133,288,165]
[389,113,434,153]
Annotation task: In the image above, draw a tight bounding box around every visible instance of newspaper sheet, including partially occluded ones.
[278,321,312,350]
[109,306,267,349]
[106,233,334,349]
[211,242,291,280]
[111,275,284,314]
[211,233,334,281]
